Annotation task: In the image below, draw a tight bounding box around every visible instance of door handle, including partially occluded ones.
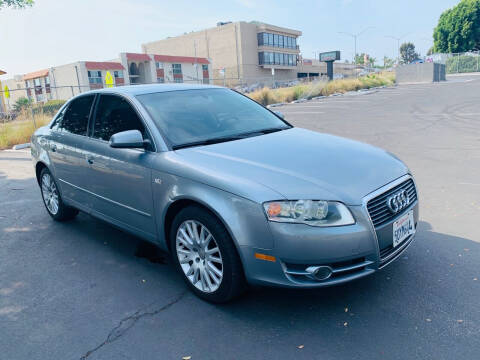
[86,156,94,165]
[50,144,57,152]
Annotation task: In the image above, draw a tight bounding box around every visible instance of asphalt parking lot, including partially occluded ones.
[1,74,479,360]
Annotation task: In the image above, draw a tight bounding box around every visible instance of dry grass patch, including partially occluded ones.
[248,72,395,106]
[0,112,51,149]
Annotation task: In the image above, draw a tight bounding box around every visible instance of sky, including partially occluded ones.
[0,0,460,79]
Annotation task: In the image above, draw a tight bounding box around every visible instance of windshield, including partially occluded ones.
[136,88,290,148]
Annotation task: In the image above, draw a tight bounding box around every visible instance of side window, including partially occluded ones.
[58,95,95,136]
[50,106,67,131]
[92,95,146,141]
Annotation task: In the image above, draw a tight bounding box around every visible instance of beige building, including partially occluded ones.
[117,52,211,85]
[142,21,302,86]
[1,53,211,111]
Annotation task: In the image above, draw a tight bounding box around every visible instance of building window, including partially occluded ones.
[274,52,281,65]
[258,52,296,66]
[114,70,124,78]
[156,62,164,69]
[88,70,102,84]
[174,78,183,83]
[258,32,297,49]
[33,78,43,97]
[172,64,182,74]
[202,64,208,71]
[157,77,165,83]
[44,76,51,93]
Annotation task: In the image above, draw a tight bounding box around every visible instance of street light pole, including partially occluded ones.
[338,27,373,75]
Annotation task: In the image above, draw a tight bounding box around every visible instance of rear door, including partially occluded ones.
[48,94,96,210]
[80,94,157,240]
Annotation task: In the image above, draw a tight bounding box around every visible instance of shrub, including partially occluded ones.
[446,55,480,73]
[32,99,66,115]
[13,97,32,112]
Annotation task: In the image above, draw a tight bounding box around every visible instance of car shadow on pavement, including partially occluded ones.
[1,166,479,359]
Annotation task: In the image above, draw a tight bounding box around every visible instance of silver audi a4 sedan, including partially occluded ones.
[31,84,418,302]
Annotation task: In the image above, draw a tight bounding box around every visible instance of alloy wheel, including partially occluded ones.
[176,220,223,293]
[41,173,59,215]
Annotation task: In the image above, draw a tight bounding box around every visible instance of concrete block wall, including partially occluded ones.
[396,63,446,84]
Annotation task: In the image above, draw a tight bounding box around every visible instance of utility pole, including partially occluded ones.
[338,27,374,76]
[386,33,410,65]
[194,40,200,84]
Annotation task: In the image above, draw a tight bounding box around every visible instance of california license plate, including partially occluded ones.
[392,210,415,247]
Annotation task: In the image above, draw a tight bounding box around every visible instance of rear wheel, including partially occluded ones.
[170,205,246,303]
[40,168,78,221]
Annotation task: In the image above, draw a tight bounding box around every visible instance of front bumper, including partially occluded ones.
[239,176,419,288]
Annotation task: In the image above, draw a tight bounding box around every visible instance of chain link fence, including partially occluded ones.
[426,51,480,74]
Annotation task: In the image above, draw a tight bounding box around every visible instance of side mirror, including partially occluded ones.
[274,111,285,119]
[109,130,148,149]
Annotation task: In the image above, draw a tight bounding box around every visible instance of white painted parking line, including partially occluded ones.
[459,182,480,186]
[282,111,325,114]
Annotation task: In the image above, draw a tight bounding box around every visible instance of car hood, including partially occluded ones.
[167,128,408,205]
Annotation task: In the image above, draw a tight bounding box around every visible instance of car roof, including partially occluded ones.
[85,83,223,97]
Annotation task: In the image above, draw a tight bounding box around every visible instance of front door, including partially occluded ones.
[81,94,156,240]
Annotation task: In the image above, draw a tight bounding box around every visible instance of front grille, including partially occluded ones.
[367,179,417,228]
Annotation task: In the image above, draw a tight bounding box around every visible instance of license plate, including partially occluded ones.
[392,210,415,247]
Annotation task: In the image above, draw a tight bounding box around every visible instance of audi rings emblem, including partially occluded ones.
[386,190,410,213]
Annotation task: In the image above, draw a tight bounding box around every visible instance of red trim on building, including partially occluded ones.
[23,69,49,80]
[203,70,209,78]
[156,69,165,77]
[85,61,124,70]
[126,53,151,62]
[153,54,209,64]
[89,83,103,90]
[115,78,125,85]
[173,73,183,79]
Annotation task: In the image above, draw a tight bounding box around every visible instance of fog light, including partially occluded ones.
[306,265,333,281]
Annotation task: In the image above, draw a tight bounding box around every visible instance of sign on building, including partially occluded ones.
[105,71,114,88]
[319,51,341,62]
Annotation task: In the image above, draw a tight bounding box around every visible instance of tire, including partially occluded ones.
[170,205,246,303]
[39,167,79,221]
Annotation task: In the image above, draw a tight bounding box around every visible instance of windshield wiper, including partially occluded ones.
[172,135,245,150]
[172,127,291,150]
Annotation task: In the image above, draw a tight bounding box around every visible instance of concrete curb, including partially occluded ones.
[12,143,31,150]
[267,103,287,108]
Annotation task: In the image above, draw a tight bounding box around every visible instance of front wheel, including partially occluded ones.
[170,206,246,303]
[40,167,78,221]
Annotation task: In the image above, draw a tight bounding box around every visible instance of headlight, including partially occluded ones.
[263,200,355,227]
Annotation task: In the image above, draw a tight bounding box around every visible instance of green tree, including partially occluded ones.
[382,56,395,68]
[433,0,480,53]
[400,42,420,63]
[354,53,375,65]
[0,0,33,9]
[13,97,32,112]
[354,53,366,65]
